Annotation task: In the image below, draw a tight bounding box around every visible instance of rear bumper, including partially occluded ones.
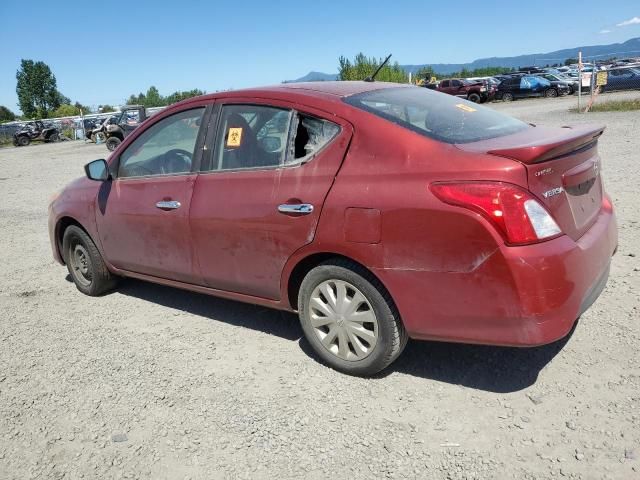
[376,201,618,346]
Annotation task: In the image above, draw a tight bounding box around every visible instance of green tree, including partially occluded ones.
[98,104,116,113]
[74,101,91,114]
[144,86,164,107]
[338,53,408,83]
[126,92,146,105]
[16,59,63,118]
[51,104,78,117]
[125,87,205,107]
[165,89,205,105]
[564,58,578,66]
[0,106,16,122]
[51,102,92,118]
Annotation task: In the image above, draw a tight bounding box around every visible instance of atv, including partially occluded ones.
[13,121,60,147]
[104,105,147,151]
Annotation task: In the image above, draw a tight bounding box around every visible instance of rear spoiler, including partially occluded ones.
[456,125,605,164]
[487,125,605,164]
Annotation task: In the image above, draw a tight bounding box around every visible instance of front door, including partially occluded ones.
[96,107,207,283]
[190,101,352,299]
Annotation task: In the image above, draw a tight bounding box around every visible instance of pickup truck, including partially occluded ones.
[425,78,495,103]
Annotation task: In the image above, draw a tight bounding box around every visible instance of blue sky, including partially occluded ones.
[1,0,639,113]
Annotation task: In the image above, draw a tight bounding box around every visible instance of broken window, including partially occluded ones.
[287,114,340,165]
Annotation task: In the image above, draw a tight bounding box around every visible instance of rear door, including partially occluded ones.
[189,100,353,299]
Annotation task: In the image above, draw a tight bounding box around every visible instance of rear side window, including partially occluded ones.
[207,104,340,171]
[344,87,528,144]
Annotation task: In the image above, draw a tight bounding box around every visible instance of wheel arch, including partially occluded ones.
[55,216,91,265]
[285,252,395,313]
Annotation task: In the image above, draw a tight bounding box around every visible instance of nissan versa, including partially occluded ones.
[48,82,618,376]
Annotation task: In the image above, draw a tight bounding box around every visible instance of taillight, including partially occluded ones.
[430,182,562,245]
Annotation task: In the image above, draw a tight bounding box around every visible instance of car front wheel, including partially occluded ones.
[545,88,558,98]
[62,225,117,296]
[502,92,514,102]
[298,259,408,376]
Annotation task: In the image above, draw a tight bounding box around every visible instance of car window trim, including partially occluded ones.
[200,103,342,175]
[113,106,210,181]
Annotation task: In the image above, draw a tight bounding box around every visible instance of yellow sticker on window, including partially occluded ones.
[456,103,477,112]
[227,127,243,147]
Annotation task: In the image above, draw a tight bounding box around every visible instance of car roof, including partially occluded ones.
[164,81,416,117]
[193,81,412,103]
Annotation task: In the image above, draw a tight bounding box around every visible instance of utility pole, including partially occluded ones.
[578,51,582,112]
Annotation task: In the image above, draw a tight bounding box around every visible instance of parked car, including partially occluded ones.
[13,121,59,146]
[104,105,147,151]
[49,82,617,376]
[601,67,640,92]
[496,75,569,100]
[427,78,495,103]
[536,73,579,95]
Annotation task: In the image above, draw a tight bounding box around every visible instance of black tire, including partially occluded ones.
[62,225,117,296]
[48,133,59,142]
[298,259,408,376]
[106,137,121,151]
[467,93,481,103]
[545,88,558,98]
[17,136,30,147]
[502,92,514,102]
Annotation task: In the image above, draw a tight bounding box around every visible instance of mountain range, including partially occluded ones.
[288,37,640,82]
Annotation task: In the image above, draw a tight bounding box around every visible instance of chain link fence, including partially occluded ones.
[576,54,640,112]
[0,107,166,147]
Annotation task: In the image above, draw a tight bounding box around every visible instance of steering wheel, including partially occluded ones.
[161,149,192,174]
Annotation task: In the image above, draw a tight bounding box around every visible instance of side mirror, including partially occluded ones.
[85,159,110,181]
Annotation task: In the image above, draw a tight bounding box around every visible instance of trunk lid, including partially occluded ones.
[457,125,605,241]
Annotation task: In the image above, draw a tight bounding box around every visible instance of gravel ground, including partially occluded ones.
[1,93,639,480]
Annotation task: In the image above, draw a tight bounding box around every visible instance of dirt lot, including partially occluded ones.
[1,93,639,480]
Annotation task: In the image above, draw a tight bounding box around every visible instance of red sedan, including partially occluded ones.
[48,82,618,376]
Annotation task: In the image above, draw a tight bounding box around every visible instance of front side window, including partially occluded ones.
[118,108,204,178]
[344,86,528,144]
[209,105,340,171]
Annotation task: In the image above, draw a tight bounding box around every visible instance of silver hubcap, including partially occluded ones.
[71,244,92,286]
[308,280,378,361]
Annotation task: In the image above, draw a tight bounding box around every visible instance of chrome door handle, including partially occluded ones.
[155,200,181,210]
[278,203,314,214]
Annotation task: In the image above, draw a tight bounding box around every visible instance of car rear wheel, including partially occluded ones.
[17,136,30,147]
[106,137,121,151]
[62,225,117,296]
[298,259,408,376]
[545,88,558,98]
[467,93,481,103]
[48,133,59,142]
[502,92,514,102]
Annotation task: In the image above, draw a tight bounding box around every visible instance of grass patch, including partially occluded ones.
[571,97,640,113]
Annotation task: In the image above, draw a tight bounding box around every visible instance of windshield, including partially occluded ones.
[343,87,528,144]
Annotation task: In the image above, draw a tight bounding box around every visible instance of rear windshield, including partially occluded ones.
[343,86,528,144]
